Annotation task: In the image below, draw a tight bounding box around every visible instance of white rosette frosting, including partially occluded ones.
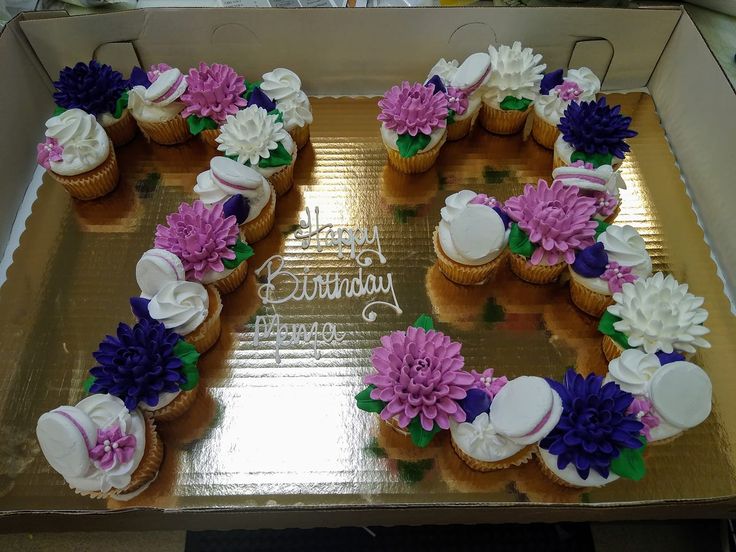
[45,108,110,176]
[128,68,187,123]
[450,412,524,463]
[36,394,146,496]
[534,68,600,126]
[147,280,209,336]
[599,225,652,278]
[260,68,302,101]
[604,349,661,395]
[607,272,711,354]
[565,67,601,101]
[438,190,508,266]
[484,41,546,107]
[278,90,313,131]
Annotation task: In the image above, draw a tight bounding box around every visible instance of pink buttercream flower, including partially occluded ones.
[470,368,508,399]
[147,63,172,83]
[365,326,474,431]
[601,261,637,293]
[592,191,618,218]
[181,63,247,124]
[626,396,659,441]
[89,425,137,471]
[555,80,583,102]
[469,193,502,209]
[504,180,598,265]
[155,200,239,281]
[445,86,469,117]
[37,137,63,169]
[377,81,448,136]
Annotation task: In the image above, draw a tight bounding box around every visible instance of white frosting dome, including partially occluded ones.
[427,58,459,86]
[136,248,185,299]
[605,349,661,395]
[278,90,313,130]
[45,108,110,176]
[485,41,546,105]
[608,272,711,354]
[565,67,601,101]
[538,447,619,488]
[148,280,209,336]
[260,67,302,101]
[598,225,652,278]
[450,413,524,463]
[216,105,291,166]
[649,361,712,430]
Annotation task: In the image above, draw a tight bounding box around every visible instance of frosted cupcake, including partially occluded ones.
[53,60,137,147]
[481,42,545,135]
[180,63,247,148]
[538,369,646,488]
[568,224,652,317]
[260,68,313,149]
[217,100,297,197]
[599,272,711,361]
[378,81,448,174]
[128,67,189,145]
[532,67,600,149]
[85,314,201,423]
[503,180,598,284]
[154,200,253,294]
[433,190,510,285]
[356,315,474,448]
[194,157,276,244]
[552,161,625,222]
[554,98,638,170]
[426,52,491,141]
[37,108,119,200]
[36,394,162,500]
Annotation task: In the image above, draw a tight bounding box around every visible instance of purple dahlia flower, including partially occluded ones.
[53,60,127,116]
[377,81,448,136]
[181,63,247,124]
[558,97,638,159]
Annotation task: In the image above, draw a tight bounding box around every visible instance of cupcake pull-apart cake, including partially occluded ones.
[128,66,190,145]
[552,161,625,223]
[260,68,313,150]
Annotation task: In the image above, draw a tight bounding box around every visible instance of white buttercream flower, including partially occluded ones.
[216,105,290,166]
[485,41,546,103]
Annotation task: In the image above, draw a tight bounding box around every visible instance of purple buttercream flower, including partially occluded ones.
[655,351,685,365]
[540,69,564,95]
[458,388,492,424]
[425,75,447,95]
[223,194,250,225]
[181,63,247,124]
[445,86,468,116]
[555,80,583,102]
[147,63,172,83]
[89,425,137,471]
[89,318,185,411]
[248,87,277,112]
[377,81,448,137]
[601,262,636,293]
[626,396,659,441]
[469,368,508,399]
[541,369,644,480]
[593,191,618,218]
[37,137,63,169]
[558,98,638,159]
[572,242,608,278]
[127,66,151,89]
[365,326,473,431]
[53,60,127,116]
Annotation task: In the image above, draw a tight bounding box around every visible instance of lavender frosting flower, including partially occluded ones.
[181,63,247,124]
[89,425,137,471]
[558,98,638,159]
[53,60,127,116]
[377,81,448,136]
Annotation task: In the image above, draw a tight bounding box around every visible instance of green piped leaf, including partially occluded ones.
[83,375,95,393]
[500,96,532,111]
[222,239,254,270]
[408,417,441,448]
[413,314,434,331]
[257,141,292,169]
[112,90,129,119]
[598,311,631,350]
[356,385,386,414]
[396,132,431,159]
[571,150,614,168]
[509,223,534,259]
[447,109,456,125]
[611,435,647,481]
[186,114,218,136]
[53,106,67,116]
[174,339,200,391]
[226,154,239,162]
[268,108,284,124]
[595,219,611,239]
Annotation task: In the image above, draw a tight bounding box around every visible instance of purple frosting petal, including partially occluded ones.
[493,206,511,229]
[540,68,564,95]
[223,194,250,225]
[248,87,277,112]
[457,388,492,423]
[127,66,152,89]
[571,242,608,278]
[130,296,152,321]
[655,351,686,365]
[53,60,127,116]
[425,75,447,95]
[558,97,638,159]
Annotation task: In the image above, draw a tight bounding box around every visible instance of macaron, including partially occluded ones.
[551,163,613,193]
[36,406,97,478]
[136,248,185,299]
[450,52,492,94]
[144,68,187,106]
[449,204,505,264]
[649,361,712,430]
[210,156,265,196]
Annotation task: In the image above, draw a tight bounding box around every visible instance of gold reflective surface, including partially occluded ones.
[1,93,735,513]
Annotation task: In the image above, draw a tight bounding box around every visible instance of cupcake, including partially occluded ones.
[217,100,297,197]
[531,67,600,149]
[503,180,598,284]
[554,97,638,170]
[481,42,545,135]
[377,81,448,174]
[552,161,626,222]
[85,315,201,423]
[154,200,253,294]
[426,52,491,141]
[260,68,313,149]
[355,315,474,448]
[568,224,652,317]
[53,60,137,147]
[194,156,276,244]
[37,108,119,200]
[433,190,510,285]
[180,63,247,148]
[538,369,646,488]
[128,67,190,145]
[599,272,711,361]
[36,394,162,500]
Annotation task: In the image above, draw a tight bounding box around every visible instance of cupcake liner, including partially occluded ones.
[446,115,474,141]
[200,128,220,148]
[509,253,566,284]
[603,205,621,223]
[212,259,248,295]
[136,116,191,146]
[552,147,567,170]
[151,386,199,423]
[602,334,625,362]
[104,109,137,147]
[531,115,559,149]
[241,187,276,244]
[185,285,223,354]
[268,162,295,197]
[289,124,311,150]
[479,102,531,135]
[535,447,585,489]
[569,272,614,318]
[385,415,410,437]
[50,147,119,201]
[648,433,682,446]
[385,132,446,174]
[433,228,508,286]
[451,438,533,471]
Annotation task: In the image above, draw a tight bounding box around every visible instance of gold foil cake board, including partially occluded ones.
[1,93,735,522]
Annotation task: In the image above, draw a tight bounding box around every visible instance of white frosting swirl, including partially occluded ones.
[278,90,313,130]
[565,67,601,101]
[147,280,209,336]
[534,68,600,125]
[216,105,291,166]
[426,58,459,86]
[260,68,302,101]
[598,225,652,278]
[484,41,546,107]
[128,85,184,123]
[450,413,524,463]
[604,349,661,395]
[45,109,110,176]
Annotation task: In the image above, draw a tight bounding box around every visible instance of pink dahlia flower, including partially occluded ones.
[504,180,598,265]
[155,200,239,281]
[181,63,247,124]
[147,63,172,83]
[365,326,474,431]
[377,81,448,136]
